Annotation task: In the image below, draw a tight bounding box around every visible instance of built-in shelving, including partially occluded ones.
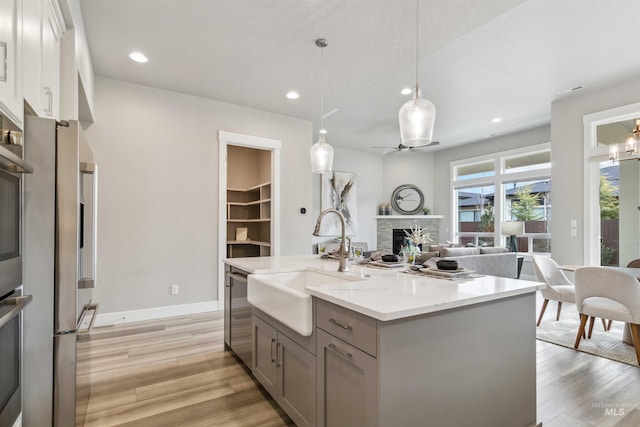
[226,181,272,257]
[226,145,272,258]
[226,240,271,246]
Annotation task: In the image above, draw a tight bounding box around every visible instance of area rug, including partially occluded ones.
[535,302,639,367]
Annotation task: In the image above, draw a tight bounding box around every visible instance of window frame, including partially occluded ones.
[450,143,551,255]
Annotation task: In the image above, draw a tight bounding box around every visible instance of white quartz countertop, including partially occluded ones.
[224,255,544,321]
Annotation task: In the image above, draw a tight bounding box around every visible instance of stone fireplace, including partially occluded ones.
[376,215,442,254]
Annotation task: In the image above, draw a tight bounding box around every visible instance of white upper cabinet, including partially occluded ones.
[0,0,23,128]
[23,0,64,119]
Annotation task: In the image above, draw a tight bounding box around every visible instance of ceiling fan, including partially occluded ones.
[372,141,440,154]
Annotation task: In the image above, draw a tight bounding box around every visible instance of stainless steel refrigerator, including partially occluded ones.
[23,116,97,427]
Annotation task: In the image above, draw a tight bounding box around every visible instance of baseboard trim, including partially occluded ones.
[92,301,220,327]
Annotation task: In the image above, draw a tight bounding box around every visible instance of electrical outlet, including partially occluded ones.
[171,285,179,295]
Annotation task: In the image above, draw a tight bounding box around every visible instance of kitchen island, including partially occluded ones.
[224,255,543,427]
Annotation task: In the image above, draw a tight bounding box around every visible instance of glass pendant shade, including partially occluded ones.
[399,88,436,147]
[625,135,637,154]
[609,143,619,161]
[310,132,334,174]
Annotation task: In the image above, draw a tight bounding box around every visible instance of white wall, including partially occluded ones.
[311,147,384,251]
[551,75,640,265]
[85,77,313,314]
[382,152,436,216]
[432,125,551,243]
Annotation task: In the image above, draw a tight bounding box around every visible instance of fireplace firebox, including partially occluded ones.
[392,229,422,255]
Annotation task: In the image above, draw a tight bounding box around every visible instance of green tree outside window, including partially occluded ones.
[599,175,619,219]
[510,185,543,221]
[479,203,494,232]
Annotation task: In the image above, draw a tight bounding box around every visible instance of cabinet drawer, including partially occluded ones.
[316,299,377,357]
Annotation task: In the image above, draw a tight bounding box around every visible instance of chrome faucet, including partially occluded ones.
[313,208,349,272]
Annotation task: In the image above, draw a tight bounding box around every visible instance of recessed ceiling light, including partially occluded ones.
[286,91,300,100]
[401,88,413,95]
[492,117,502,123]
[129,52,148,63]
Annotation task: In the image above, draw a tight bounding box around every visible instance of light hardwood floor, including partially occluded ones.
[78,311,640,426]
[77,312,293,427]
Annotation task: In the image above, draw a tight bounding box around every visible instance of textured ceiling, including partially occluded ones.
[79,0,640,153]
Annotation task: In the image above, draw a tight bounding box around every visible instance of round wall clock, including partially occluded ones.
[391,184,424,215]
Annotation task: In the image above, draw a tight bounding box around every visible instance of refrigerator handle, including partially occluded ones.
[79,162,98,289]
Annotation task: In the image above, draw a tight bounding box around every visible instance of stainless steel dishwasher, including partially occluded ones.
[224,265,252,367]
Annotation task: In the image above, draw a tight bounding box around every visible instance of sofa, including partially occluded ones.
[429,246,517,279]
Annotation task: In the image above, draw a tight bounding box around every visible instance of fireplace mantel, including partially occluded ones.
[376,215,443,253]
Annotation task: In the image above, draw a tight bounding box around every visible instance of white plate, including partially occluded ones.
[368,261,405,268]
[420,267,475,277]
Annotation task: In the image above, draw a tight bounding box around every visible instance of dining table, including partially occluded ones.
[557,264,637,345]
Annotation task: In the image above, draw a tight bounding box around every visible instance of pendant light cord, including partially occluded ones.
[415,0,419,92]
[315,38,328,133]
[320,46,324,132]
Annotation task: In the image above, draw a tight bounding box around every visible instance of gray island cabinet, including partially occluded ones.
[252,308,317,427]
[315,295,536,427]
[223,256,541,427]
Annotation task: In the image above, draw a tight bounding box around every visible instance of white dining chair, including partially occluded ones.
[574,267,640,365]
[532,255,578,326]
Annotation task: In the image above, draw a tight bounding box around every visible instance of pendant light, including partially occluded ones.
[398,0,436,147]
[310,38,334,174]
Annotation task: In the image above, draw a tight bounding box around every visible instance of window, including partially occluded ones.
[599,161,619,266]
[454,160,495,181]
[451,144,551,254]
[503,151,550,174]
[503,179,551,252]
[455,185,495,247]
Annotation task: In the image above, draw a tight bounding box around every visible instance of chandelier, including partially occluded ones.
[608,118,640,161]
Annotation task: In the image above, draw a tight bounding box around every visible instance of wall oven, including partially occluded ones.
[0,167,22,299]
[0,293,32,427]
[0,121,32,299]
[1,114,34,426]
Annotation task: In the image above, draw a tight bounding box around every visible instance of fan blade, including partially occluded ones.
[374,141,439,154]
[383,149,402,156]
[410,141,441,151]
